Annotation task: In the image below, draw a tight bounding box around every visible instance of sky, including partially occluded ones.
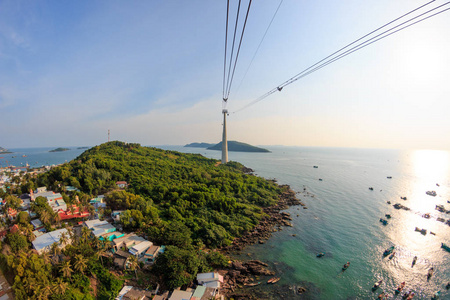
[1,0,449,150]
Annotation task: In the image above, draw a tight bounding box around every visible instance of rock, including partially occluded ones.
[298,286,307,294]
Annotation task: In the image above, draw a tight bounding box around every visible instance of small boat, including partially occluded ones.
[267,277,279,284]
[378,292,386,299]
[269,277,280,284]
[414,227,427,235]
[389,251,396,260]
[427,267,434,279]
[372,280,382,291]
[316,253,325,258]
[313,166,318,168]
[431,291,441,300]
[426,191,437,196]
[245,281,261,287]
[422,213,430,219]
[318,178,323,181]
[395,282,406,294]
[22,155,27,157]
[400,196,407,200]
[387,201,391,204]
[383,246,395,257]
[342,261,350,270]
[411,256,417,267]
[387,176,392,179]
[369,187,374,191]
[379,218,388,225]
[385,214,391,219]
[406,292,415,299]
[446,282,450,290]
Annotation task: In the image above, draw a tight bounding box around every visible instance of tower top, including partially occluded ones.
[222,109,228,114]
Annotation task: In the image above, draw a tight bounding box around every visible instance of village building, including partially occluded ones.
[112,233,147,252]
[196,272,223,289]
[168,289,194,300]
[129,240,153,257]
[83,219,121,240]
[32,228,70,254]
[116,181,128,189]
[115,286,154,300]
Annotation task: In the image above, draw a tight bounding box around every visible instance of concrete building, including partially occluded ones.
[32,228,70,254]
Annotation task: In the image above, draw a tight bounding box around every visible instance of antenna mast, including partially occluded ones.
[108,129,110,142]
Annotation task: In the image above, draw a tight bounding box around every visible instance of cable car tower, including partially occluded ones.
[221,100,229,164]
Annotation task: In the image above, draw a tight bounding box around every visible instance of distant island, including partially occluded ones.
[49,147,70,152]
[185,141,270,153]
[184,142,216,148]
[0,147,12,154]
[77,146,89,149]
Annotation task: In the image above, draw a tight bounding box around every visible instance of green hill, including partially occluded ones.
[207,141,270,153]
[39,141,282,249]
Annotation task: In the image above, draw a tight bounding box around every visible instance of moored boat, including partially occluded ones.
[372,280,382,291]
[395,282,405,294]
[379,218,388,225]
[270,277,280,284]
[385,214,391,219]
[431,291,441,300]
[441,243,450,252]
[245,281,261,287]
[316,252,325,258]
[389,251,396,260]
[427,267,434,279]
[411,256,417,267]
[383,246,395,257]
[342,261,350,270]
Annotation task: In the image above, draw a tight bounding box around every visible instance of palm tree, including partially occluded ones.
[41,251,51,265]
[59,260,73,279]
[35,283,52,300]
[50,242,61,264]
[73,254,88,274]
[128,255,139,280]
[40,210,51,225]
[81,226,91,243]
[59,232,69,247]
[53,278,68,295]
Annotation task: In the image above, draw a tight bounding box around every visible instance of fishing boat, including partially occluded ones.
[411,256,417,267]
[414,227,427,235]
[427,267,434,279]
[372,280,382,291]
[379,218,388,225]
[441,243,450,252]
[385,214,391,219]
[431,291,441,300]
[395,282,406,294]
[378,292,386,299]
[389,251,396,260]
[269,277,280,284]
[245,281,261,287]
[426,190,437,196]
[316,252,325,258]
[342,261,350,270]
[383,246,395,257]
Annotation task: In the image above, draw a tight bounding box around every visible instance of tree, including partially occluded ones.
[53,278,68,295]
[73,254,88,274]
[59,231,69,247]
[17,211,30,225]
[128,255,139,280]
[59,260,73,279]
[4,195,22,211]
[7,232,29,252]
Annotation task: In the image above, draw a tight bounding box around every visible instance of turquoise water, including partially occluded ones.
[4,145,449,299]
[162,146,450,300]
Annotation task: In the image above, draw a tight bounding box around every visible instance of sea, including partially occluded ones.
[2,145,449,299]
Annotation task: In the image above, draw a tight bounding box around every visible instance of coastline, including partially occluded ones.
[218,183,307,299]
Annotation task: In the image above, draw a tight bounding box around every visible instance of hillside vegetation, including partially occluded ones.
[39,141,282,248]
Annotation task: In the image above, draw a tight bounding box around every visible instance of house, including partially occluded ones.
[190,286,217,300]
[168,289,194,300]
[9,224,20,234]
[47,193,67,212]
[65,186,80,192]
[113,250,132,270]
[196,272,223,289]
[31,219,44,230]
[58,205,89,220]
[111,210,125,222]
[143,245,165,263]
[90,195,106,209]
[84,219,118,239]
[32,228,70,254]
[99,231,125,242]
[112,233,146,252]
[129,240,153,257]
[115,286,153,300]
[116,181,128,189]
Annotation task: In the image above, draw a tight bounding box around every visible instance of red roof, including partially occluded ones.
[10,224,20,233]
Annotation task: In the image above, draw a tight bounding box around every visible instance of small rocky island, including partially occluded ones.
[185,141,270,153]
[0,147,12,153]
[49,147,70,152]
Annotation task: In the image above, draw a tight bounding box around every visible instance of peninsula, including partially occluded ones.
[0,147,12,154]
[184,142,215,148]
[49,147,70,152]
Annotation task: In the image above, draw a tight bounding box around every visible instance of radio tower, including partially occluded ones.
[221,109,228,164]
[108,129,110,142]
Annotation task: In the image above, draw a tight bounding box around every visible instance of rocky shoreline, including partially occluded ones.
[219,183,308,299]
